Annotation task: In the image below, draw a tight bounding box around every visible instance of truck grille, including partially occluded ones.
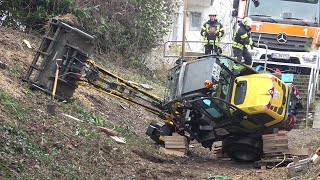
[251,32,311,52]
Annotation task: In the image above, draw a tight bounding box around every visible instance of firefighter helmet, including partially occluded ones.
[209,10,218,16]
[242,17,253,26]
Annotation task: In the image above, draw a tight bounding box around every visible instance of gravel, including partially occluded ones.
[288,128,320,153]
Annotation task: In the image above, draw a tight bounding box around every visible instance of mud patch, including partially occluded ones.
[132,149,170,164]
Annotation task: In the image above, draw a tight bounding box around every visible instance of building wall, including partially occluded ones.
[145,0,236,71]
[170,0,234,54]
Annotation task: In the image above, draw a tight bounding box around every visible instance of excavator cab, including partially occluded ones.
[150,54,301,162]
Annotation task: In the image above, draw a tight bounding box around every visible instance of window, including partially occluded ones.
[248,0,319,23]
[190,12,202,31]
[198,98,231,119]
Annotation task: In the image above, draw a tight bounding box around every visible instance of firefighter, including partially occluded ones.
[201,10,224,55]
[232,17,256,65]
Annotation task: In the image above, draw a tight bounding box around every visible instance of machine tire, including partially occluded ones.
[223,136,263,163]
[160,124,174,137]
[146,122,162,144]
[146,123,174,145]
[149,133,162,144]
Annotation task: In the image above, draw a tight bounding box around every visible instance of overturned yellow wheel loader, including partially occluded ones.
[24,20,301,162]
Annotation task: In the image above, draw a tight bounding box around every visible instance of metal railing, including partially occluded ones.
[306,55,320,128]
[250,44,269,71]
[163,40,204,58]
[163,41,268,62]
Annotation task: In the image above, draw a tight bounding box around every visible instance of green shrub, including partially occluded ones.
[0,0,74,31]
[1,0,177,68]
[74,0,177,66]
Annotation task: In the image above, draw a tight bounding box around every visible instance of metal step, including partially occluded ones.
[24,22,61,81]
[44,36,56,41]
[36,50,50,56]
[30,64,43,71]
[293,75,311,79]
[293,79,310,83]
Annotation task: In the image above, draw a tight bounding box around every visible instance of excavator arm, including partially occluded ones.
[76,58,164,117]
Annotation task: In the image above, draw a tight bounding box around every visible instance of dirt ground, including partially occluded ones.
[0,26,319,180]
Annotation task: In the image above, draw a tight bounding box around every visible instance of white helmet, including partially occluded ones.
[209,9,218,16]
[242,17,253,26]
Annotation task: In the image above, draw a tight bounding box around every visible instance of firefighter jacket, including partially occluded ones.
[232,22,255,50]
[201,20,224,46]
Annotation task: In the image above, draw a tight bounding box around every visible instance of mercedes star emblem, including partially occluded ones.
[277,33,288,44]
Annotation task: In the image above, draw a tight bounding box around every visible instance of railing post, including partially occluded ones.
[263,44,268,71]
[306,67,314,128]
[315,54,320,92]
[312,56,319,99]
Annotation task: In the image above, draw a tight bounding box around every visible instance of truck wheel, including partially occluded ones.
[223,136,263,163]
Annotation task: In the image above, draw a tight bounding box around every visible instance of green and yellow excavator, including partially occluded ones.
[24,20,301,162]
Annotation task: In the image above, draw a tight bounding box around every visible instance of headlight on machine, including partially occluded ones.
[302,54,318,63]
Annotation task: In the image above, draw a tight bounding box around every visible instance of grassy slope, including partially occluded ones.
[0,91,162,179]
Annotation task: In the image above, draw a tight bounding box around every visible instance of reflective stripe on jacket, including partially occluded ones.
[201,20,224,46]
[232,23,254,50]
